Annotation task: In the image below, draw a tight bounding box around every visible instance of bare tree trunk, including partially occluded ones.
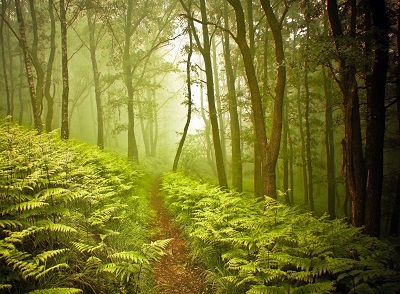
[1,1,11,118]
[45,0,56,132]
[86,5,104,149]
[173,23,193,172]
[223,0,242,192]
[124,0,139,162]
[15,0,42,133]
[364,0,389,237]
[327,0,366,228]
[282,94,290,205]
[60,0,69,140]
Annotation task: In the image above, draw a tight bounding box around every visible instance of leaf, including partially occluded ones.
[27,288,83,294]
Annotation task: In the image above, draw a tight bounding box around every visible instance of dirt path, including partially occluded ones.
[149,178,209,294]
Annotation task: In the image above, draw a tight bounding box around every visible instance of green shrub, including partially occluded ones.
[161,172,400,294]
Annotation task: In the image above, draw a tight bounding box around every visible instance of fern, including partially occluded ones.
[27,288,83,294]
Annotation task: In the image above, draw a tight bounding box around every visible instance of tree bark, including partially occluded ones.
[173,23,193,172]
[60,0,69,140]
[15,0,42,133]
[223,0,242,192]
[44,0,56,132]
[87,5,104,149]
[1,1,11,118]
[364,0,389,237]
[124,0,139,162]
[327,0,366,228]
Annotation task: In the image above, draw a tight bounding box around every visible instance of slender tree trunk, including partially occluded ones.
[327,0,366,228]
[323,67,336,219]
[86,6,104,149]
[364,0,389,237]
[124,0,138,162]
[282,94,290,205]
[45,0,56,132]
[60,0,69,140]
[227,0,269,197]
[15,0,42,133]
[297,81,308,206]
[260,0,286,199]
[212,38,226,165]
[18,53,24,124]
[304,59,314,212]
[390,6,400,236]
[198,0,228,189]
[288,121,294,205]
[150,89,158,157]
[173,24,193,172]
[223,0,242,192]
[1,2,11,118]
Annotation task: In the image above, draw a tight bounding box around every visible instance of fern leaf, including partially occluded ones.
[2,200,49,215]
[35,249,68,264]
[100,262,141,283]
[0,284,12,290]
[0,219,23,228]
[46,222,77,234]
[35,263,69,279]
[27,288,83,294]
[108,251,148,264]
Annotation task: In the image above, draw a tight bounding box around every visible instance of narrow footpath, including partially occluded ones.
[149,178,210,294]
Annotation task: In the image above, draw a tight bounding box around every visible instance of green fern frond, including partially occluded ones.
[247,284,287,294]
[100,262,141,283]
[35,249,68,264]
[2,200,49,215]
[0,219,23,228]
[0,284,12,290]
[71,241,104,254]
[35,263,69,279]
[45,222,77,234]
[108,251,147,264]
[27,288,83,294]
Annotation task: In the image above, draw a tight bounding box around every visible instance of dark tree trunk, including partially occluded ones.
[15,0,42,133]
[323,66,336,219]
[87,6,104,149]
[223,0,242,192]
[60,0,69,140]
[227,0,269,197]
[364,0,389,238]
[173,23,193,172]
[260,0,286,199]
[124,0,139,162]
[282,95,290,205]
[327,0,366,228]
[1,1,11,118]
[45,0,56,132]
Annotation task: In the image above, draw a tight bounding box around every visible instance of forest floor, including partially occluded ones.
[149,177,210,294]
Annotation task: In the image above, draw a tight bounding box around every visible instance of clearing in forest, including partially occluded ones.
[149,178,209,294]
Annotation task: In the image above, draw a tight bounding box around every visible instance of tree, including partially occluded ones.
[60,0,69,140]
[14,0,42,133]
[223,0,242,192]
[173,22,193,172]
[86,2,105,149]
[1,0,11,118]
[180,0,228,189]
[327,0,366,228]
[364,0,389,237]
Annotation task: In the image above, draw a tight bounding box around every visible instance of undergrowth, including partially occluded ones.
[161,172,400,294]
[0,118,170,293]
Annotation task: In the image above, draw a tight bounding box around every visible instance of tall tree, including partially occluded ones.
[180,0,228,189]
[223,0,242,192]
[364,0,389,237]
[123,0,140,161]
[44,0,56,132]
[14,0,42,133]
[86,3,104,149]
[327,0,366,228]
[173,22,193,172]
[60,0,69,140]
[1,1,11,118]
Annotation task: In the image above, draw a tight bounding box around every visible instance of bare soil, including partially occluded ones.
[149,178,210,294]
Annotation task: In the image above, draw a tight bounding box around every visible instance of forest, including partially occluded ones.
[1,0,400,293]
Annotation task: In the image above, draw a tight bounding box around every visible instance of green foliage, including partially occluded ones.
[0,119,162,293]
[161,172,400,293]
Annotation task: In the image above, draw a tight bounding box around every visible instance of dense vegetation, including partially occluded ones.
[0,119,170,293]
[162,172,400,293]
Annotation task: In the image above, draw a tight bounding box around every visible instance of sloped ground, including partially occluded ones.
[149,178,210,294]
